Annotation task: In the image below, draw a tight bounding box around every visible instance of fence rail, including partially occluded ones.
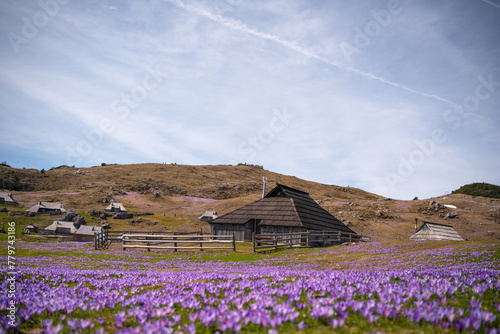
[253,231,370,252]
[122,232,236,252]
[95,229,369,252]
[95,230,214,250]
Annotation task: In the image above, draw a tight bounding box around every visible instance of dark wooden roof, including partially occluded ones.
[211,184,356,234]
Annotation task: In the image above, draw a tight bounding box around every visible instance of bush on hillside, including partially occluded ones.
[452,182,500,199]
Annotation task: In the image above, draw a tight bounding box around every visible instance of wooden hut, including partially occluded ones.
[0,192,18,206]
[22,224,38,234]
[43,221,78,235]
[73,225,102,242]
[209,184,356,242]
[104,200,127,213]
[26,201,66,214]
[198,210,219,222]
[410,222,464,241]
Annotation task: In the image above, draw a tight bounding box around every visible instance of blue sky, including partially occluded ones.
[1,0,499,200]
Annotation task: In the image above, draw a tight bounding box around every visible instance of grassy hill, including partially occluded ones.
[452,182,500,199]
[0,163,377,200]
[1,163,500,242]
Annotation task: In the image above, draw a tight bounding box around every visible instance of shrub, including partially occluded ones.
[452,182,500,199]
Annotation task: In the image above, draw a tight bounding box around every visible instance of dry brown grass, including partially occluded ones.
[1,163,499,242]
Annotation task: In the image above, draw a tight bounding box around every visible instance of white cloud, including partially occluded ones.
[0,0,499,199]
[104,5,117,11]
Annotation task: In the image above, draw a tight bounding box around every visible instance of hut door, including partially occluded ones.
[244,219,262,241]
[244,220,253,242]
[254,219,261,234]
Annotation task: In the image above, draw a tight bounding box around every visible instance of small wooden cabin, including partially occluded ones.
[43,221,78,235]
[104,201,127,213]
[0,192,18,206]
[198,210,219,222]
[209,184,356,242]
[22,224,38,234]
[410,221,464,241]
[26,201,67,214]
[73,225,102,242]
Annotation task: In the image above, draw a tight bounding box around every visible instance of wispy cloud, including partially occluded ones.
[0,0,498,199]
[165,0,460,108]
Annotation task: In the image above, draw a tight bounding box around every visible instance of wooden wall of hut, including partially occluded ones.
[211,224,246,241]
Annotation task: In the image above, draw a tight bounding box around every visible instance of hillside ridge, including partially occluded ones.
[0,163,380,201]
[1,163,499,242]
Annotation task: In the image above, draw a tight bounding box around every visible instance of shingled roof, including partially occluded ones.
[211,184,356,234]
[26,201,67,213]
[75,225,102,236]
[104,201,127,212]
[410,222,464,241]
[0,192,17,205]
[43,221,77,234]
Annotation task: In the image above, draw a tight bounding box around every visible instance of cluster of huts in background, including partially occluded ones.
[18,199,128,241]
[2,184,466,243]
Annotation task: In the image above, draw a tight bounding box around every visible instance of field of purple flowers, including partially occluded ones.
[1,241,500,333]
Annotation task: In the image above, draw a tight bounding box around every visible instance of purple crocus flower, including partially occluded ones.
[66,319,78,331]
[185,323,196,334]
[115,311,127,328]
[331,318,345,328]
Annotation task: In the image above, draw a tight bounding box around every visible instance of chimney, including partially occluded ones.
[262,176,268,198]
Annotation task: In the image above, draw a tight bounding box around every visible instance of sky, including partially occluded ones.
[0,0,499,200]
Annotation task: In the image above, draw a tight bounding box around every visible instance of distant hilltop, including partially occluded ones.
[452,182,500,199]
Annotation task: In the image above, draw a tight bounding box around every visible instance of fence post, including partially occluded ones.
[122,232,126,250]
[252,232,255,252]
[173,232,177,252]
[200,227,203,251]
[232,233,236,252]
[94,232,97,250]
[147,232,151,252]
[289,231,292,248]
[274,231,277,250]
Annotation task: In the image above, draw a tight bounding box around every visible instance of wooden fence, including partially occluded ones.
[94,229,109,250]
[122,231,236,252]
[253,231,370,252]
[95,229,369,252]
[97,230,178,246]
[106,230,130,243]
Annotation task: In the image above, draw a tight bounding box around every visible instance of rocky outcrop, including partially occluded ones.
[113,212,133,219]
